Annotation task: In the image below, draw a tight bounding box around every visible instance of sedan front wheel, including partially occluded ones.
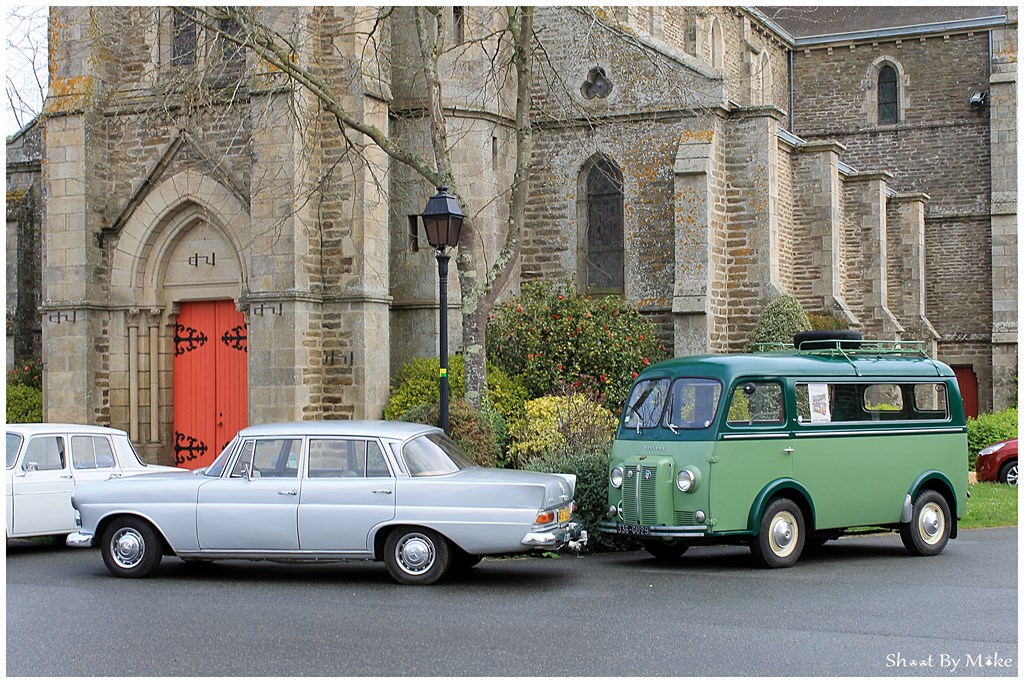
[384,527,451,585]
[100,516,163,578]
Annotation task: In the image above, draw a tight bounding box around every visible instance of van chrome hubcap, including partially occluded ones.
[919,502,945,544]
[769,511,798,557]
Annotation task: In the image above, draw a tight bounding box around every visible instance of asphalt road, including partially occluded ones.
[6,527,1017,677]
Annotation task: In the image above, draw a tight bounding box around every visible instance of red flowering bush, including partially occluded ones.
[7,357,42,391]
[486,281,666,409]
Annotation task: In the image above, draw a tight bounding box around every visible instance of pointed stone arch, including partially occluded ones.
[110,169,250,307]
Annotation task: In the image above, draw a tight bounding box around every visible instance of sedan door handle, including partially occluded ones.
[783,447,795,454]
[277,490,297,496]
[372,489,392,495]
[60,474,74,479]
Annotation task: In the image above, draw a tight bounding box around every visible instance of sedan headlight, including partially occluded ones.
[610,466,624,489]
[676,468,696,493]
[979,442,1006,457]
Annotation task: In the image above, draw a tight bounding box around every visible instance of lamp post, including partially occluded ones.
[421,186,465,435]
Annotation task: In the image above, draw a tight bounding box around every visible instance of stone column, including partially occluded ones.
[989,9,1018,410]
[842,171,903,339]
[790,141,858,325]
[672,122,719,356]
[887,193,939,356]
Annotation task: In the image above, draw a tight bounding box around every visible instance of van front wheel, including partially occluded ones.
[751,498,805,568]
[900,490,950,556]
[643,539,689,560]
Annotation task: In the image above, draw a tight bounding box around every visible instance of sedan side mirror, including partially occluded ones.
[24,462,39,472]
[239,462,252,481]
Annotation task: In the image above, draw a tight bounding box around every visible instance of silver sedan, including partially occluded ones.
[68,421,586,585]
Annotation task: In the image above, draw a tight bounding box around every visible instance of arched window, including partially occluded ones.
[583,159,624,294]
[171,7,197,66]
[710,18,724,70]
[877,64,899,124]
[760,51,772,106]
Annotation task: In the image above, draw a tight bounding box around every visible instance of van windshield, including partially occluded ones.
[623,377,723,432]
[664,378,722,429]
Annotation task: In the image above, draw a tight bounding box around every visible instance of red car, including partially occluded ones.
[976,438,1018,486]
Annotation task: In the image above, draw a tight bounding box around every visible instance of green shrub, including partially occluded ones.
[7,383,42,423]
[807,313,849,331]
[398,399,500,468]
[385,354,528,429]
[516,392,635,553]
[967,407,1018,470]
[744,295,811,351]
[486,280,666,408]
[508,393,618,468]
[7,358,42,391]
[523,449,635,553]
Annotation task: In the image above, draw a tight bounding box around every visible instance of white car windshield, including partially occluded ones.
[6,433,23,469]
[402,433,476,476]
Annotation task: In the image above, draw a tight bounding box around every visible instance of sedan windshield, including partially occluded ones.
[402,433,477,476]
[6,433,23,469]
[203,437,239,477]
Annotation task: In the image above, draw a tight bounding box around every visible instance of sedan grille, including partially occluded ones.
[621,464,659,525]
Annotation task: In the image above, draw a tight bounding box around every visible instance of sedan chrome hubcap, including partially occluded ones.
[918,502,945,545]
[110,528,145,569]
[1007,465,1018,487]
[396,534,435,575]
[769,511,798,557]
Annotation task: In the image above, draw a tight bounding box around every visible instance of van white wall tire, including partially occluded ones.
[751,498,805,568]
[100,516,163,578]
[900,490,951,556]
[643,539,689,560]
[384,527,451,585]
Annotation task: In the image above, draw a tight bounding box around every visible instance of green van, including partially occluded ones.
[596,336,969,568]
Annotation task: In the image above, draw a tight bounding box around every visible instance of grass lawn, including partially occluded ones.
[961,481,1018,530]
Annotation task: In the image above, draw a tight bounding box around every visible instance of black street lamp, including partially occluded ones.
[421,186,465,435]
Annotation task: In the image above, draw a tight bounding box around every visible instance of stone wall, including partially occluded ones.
[791,21,1015,411]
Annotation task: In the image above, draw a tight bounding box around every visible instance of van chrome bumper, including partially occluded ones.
[596,520,709,538]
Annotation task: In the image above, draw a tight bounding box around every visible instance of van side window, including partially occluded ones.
[796,383,950,423]
[864,384,903,416]
[913,383,948,418]
[727,382,784,426]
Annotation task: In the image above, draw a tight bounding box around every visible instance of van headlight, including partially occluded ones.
[610,466,624,489]
[676,468,697,493]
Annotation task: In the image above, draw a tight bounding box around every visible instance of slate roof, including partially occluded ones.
[755,6,1005,40]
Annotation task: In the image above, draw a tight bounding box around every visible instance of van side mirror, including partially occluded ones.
[743,382,757,395]
[24,462,39,472]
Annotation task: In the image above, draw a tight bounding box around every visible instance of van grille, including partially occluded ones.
[674,510,696,526]
[621,464,659,525]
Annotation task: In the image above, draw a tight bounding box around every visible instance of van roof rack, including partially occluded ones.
[754,339,940,376]
[755,339,930,357]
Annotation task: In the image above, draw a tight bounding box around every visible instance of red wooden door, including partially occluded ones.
[173,301,248,469]
[952,365,979,419]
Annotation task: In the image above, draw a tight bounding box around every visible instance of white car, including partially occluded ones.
[6,423,181,539]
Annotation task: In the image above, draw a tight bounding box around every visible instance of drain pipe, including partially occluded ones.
[788,47,795,132]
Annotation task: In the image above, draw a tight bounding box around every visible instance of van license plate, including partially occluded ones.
[617,523,651,536]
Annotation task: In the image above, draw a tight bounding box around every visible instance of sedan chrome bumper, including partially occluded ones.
[521,522,587,551]
[66,531,94,548]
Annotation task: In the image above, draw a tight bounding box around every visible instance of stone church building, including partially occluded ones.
[5,6,1017,467]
